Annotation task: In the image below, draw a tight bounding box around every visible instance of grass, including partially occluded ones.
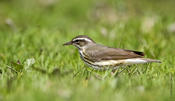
[0,0,175,101]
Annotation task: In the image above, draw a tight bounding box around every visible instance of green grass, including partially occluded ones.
[0,0,175,101]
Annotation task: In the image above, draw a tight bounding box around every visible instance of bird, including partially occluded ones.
[63,35,161,70]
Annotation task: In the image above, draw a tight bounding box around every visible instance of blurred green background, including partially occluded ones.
[0,0,175,101]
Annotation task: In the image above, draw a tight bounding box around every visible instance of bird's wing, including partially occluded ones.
[85,45,144,62]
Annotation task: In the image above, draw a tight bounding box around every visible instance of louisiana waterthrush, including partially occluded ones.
[63,35,161,70]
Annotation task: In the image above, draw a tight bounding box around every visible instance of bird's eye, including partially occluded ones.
[74,40,80,43]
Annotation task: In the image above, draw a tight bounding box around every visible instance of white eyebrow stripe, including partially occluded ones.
[73,38,92,42]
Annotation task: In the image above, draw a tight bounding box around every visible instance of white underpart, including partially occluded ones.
[73,38,92,42]
[94,58,147,66]
[123,58,147,64]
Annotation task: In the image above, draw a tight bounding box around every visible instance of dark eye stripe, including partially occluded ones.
[74,40,79,42]
[74,39,85,42]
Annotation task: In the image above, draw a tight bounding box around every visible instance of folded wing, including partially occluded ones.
[85,45,144,62]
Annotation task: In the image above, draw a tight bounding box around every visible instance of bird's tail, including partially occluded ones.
[141,58,161,63]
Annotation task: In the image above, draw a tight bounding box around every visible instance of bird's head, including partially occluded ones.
[63,35,95,49]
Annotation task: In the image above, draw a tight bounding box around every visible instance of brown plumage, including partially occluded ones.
[63,35,161,70]
[84,44,144,62]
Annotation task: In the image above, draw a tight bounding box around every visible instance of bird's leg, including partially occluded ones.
[111,69,117,76]
[112,69,117,73]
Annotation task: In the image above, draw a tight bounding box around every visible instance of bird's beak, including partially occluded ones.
[63,41,72,46]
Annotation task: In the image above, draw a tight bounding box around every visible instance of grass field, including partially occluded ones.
[0,0,175,101]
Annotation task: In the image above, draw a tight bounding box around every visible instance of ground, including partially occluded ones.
[0,0,175,101]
